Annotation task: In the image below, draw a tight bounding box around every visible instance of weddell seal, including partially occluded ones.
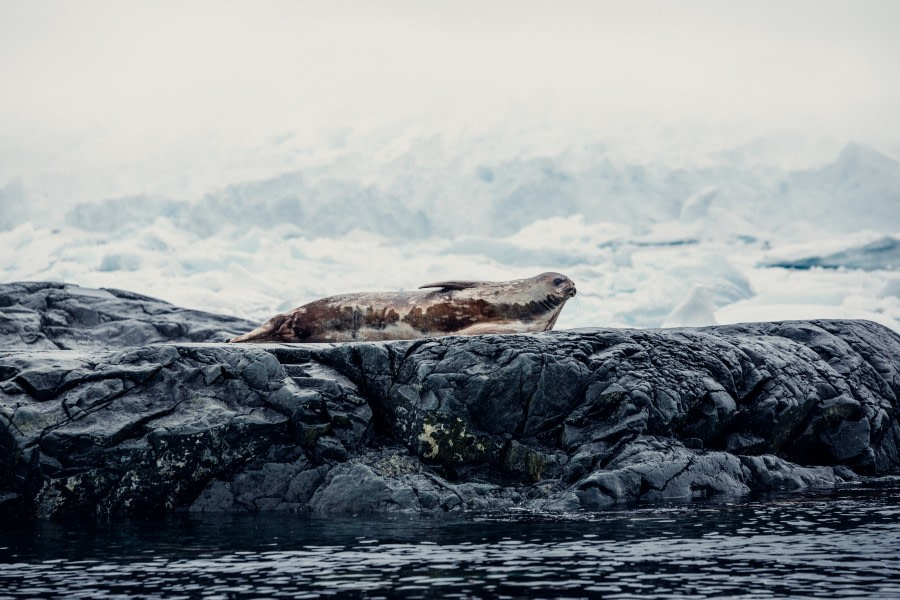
[227,272,576,343]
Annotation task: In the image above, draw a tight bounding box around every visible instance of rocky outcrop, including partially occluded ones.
[0,281,255,351]
[1,283,898,517]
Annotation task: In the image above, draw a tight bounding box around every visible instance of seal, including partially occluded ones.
[227,272,576,343]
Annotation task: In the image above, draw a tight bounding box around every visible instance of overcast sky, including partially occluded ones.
[2,0,899,200]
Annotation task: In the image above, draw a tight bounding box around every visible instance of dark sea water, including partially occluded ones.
[1,481,899,599]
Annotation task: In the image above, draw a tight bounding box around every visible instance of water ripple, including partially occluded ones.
[1,483,899,598]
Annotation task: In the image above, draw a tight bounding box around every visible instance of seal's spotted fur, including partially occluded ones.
[228,272,576,343]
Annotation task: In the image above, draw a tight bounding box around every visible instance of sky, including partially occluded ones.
[2,0,900,203]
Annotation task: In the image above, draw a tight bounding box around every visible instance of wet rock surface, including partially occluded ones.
[1,283,898,517]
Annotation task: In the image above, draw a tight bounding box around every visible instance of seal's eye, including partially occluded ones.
[552,277,565,286]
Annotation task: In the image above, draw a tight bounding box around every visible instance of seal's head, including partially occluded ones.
[522,272,575,331]
[534,271,577,301]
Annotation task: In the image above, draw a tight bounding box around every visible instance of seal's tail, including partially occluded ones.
[227,318,281,343]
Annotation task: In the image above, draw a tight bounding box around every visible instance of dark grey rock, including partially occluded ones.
[1,282,898,517]
[0,282,256,351]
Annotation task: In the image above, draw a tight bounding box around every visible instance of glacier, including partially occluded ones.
[1,134,898,333]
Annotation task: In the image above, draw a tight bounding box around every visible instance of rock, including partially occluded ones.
[0,282,898,517]
[0,282,256,350]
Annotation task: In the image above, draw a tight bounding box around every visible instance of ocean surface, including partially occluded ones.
[1,480,898,599]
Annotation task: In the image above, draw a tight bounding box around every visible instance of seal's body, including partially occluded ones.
[228,272,576,343]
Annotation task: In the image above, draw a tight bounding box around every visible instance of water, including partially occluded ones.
[1,482,899,599]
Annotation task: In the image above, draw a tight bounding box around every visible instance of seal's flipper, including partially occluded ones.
[454,322,530,335]
[419,280,482,291]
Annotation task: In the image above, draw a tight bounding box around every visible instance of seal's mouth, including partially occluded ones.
[564,285,577,298]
